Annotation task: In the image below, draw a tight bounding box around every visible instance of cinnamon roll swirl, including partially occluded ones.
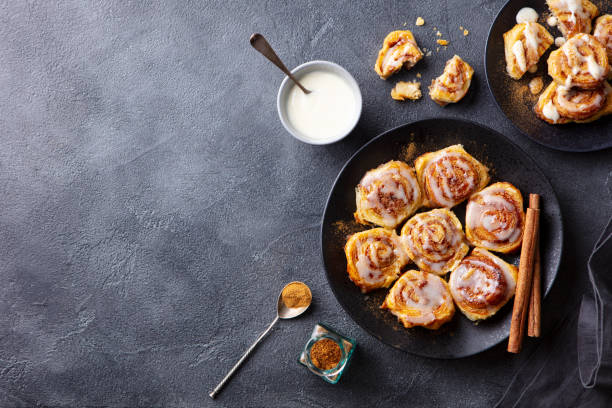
[354,161,422,229]
[415,145,490,208]
[400,209,469,276]
[548,34,609,90]
[345,228,409,293]
[466,182,525,253]
[374,30,424,79]
[503,22,554,79]
[534,81,612,124]
[546,0,599,39]
[449,248,518,321]
[429,55,474,106]
[381,269,455,330]
[594,15,612,74]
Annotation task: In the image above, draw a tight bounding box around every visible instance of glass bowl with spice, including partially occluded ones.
[299,323,356,384]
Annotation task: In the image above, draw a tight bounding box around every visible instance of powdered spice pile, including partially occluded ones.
[281,282,312,308]
[310,338,342,370]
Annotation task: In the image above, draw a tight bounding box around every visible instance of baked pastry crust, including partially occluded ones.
[415,144,490,208]
[354,160,422,229]
[429,55,474,106]
[374,30,424,79]
[548,34,609,89]
[449,248,518,321]
[594,15,612,74]
[391,81,422,101]
[466,182,525,253]
[546,0,599,39]
[400,208,469,276]
[345,228,409,293]
[503,22,554,80]
[534,81,612,124]
[381,269,455,330]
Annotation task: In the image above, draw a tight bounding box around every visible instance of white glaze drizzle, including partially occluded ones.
[390,271,450,325]
[512,40,527,72]
[516,7,539,24]
[543,100,561,122]
[423,152,478,207]
[354,235,406,284]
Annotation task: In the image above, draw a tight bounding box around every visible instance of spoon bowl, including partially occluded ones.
[278,281,312,319]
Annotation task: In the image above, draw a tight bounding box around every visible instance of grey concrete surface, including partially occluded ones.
[0,1,610,407]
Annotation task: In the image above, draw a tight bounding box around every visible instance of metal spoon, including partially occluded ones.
[209,281,312,399]
[250,33,312,94]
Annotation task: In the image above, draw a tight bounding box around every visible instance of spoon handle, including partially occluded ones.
[209,315,279,399]
[249,33,311,94]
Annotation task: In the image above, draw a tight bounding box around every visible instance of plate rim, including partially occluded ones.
[319,117,564,359]
[484,0,612,153]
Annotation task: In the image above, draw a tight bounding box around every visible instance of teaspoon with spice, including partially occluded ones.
[209,281,312,398]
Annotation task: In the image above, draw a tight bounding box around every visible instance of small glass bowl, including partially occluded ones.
[298,323,356,384]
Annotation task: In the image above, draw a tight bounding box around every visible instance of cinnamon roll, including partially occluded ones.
[381,269,455,330]
[400,209,469,276]
[546,0,599,39]
[466,182,525,253]
[415,145,490,208]
[594,15,612,75]
[374,30,424,79]
[534,81,612,124]
[345,228,409,293]
[449,248,518,321]
[548,34,609,89]
[429,55,474,106]
[504,22,554,80]
[354,161,422,229]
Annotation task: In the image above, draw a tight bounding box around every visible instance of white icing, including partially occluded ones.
[390,272,451,325]
[516,7,538,24]
[555,37,566,47]
[586,54,605,80]
[547,16,558,27]
[512,40,527,72]
[565,0,583,25]
[523,23,541,56]
[354,235,405,284]
[543,100,561,122]
[423,152,478,207]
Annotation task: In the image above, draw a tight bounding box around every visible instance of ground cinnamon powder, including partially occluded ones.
[281,282,311,308]
[310,338,342,370]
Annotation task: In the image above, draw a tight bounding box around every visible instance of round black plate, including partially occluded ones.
[320,118,563,358]
[485,0,612,152]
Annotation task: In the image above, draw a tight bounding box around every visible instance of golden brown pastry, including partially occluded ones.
[594,15,612,70]
[429,55,474,106]
[345,228,409,293]
[381,269,455,330]
[415,145,490,208]
[546,0,599,39]
[503,22,554,80]
[391,81,422,101]
[449,248,518,321]
[354,161,422,229]
[548,34,609,89]
[466,182,525,253]
[534,81,612,124]
[374,30,424,79]
[400,209,469,276]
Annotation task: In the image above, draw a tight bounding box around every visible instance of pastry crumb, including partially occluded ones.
[403,22,407,26]
[529,77,544,95]
[463,29,469,36]
[416,17,425,26]
[391,81,422,101]
[426,50,432,57]
[436,30,442,37]
[437,39,448,46]
[416,73,422,78]
[436,47,440,52]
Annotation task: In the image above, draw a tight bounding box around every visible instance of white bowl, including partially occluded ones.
[277,60,362,145]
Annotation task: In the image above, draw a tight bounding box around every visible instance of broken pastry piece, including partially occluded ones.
[428,55,474,106]
[534,81,612,124]
[374,30,424,79]
[547,34,609,90]
[391,81,422,101]
[546,0,599,39]
[503,22,554,80]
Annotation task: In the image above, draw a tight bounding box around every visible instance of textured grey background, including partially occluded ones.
[0,1,610,407]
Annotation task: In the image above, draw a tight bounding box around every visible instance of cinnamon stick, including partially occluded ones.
[508,203,540,353]
[528,194,541,338]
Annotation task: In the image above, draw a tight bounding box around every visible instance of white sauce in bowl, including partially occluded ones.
[286,70,358,142]
[516,7,539,24]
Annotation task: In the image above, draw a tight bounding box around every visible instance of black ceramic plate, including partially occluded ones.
[320,118,563,358]
[485,0,612,152]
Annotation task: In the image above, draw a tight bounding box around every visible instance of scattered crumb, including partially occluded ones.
[403,22,407,26]
[436,30,442,37]
[433,27,437,31]
[416,17,425,26]
[436,47,440,52]
[463,29,469,36]
[437,39,448,46]
[529,76,544,95]
[426,50,432,57]
[460,26,464,30]
[416,73,422,78]
[528,65,538,73]
[555,37,566,47]
[391,81,422,101]
[399,142,418,162]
